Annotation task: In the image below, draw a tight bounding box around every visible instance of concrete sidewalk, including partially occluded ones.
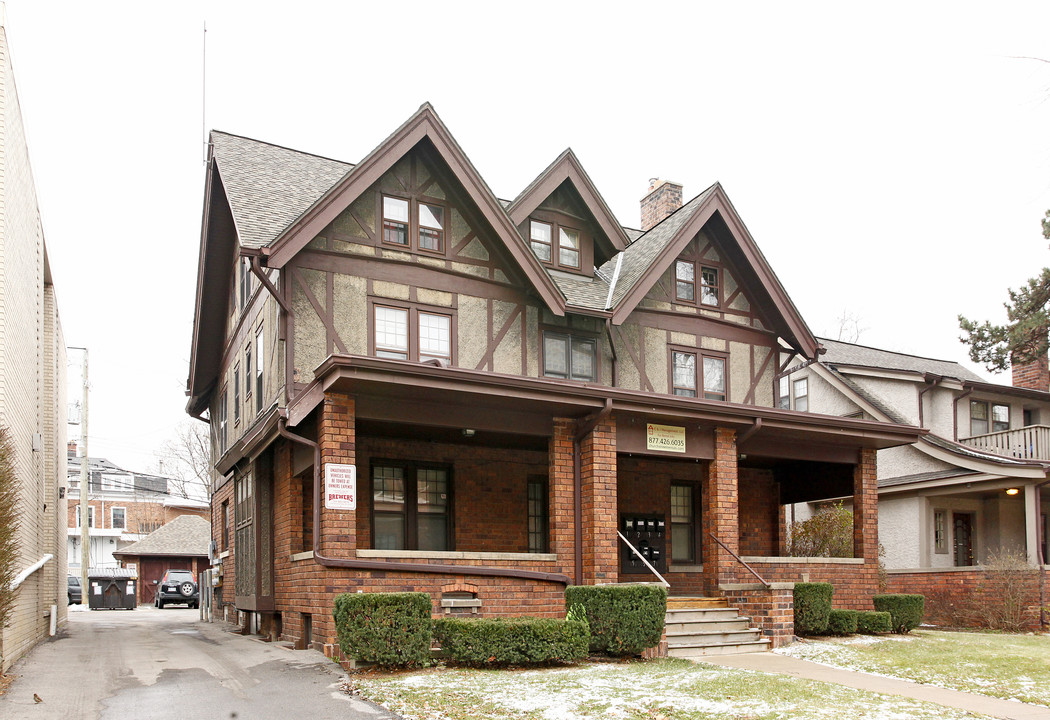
[700,652,1050,720]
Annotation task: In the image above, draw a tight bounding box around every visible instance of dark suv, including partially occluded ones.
[67,575,82,605]
[154,569,199,609]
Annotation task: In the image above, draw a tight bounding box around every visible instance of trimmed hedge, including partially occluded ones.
[433,614,589,667]
[827,609,858,635]
[856,610,892,634]
[873,594,925,634]
[333,592,432,667]
[565,584,667,656]
[793,582,833,635]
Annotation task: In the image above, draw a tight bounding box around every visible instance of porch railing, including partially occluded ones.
[617,531,670,588]
[960,425,1050,461]
[708,532,770,588]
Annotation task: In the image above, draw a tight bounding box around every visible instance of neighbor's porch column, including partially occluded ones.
[580,416,618,584]
[318,391,356,558]
[703,428,740,594]
[1025,484,1040,567]
[853,448,878,562]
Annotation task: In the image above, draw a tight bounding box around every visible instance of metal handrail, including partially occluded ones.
[707,532,770,588]
[617,531,670,588]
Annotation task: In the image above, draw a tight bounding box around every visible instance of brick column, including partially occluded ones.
[703,428,739,594]
[853,448,877,562]
[549,419,576,579]
[580,416,617,585]
[317,391,356,558]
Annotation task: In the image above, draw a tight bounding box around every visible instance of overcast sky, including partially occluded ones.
[5,1,1050,472]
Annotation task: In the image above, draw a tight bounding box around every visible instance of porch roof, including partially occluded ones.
[287,354,923,458]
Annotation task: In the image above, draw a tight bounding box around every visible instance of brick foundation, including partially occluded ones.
[721,584,794,648]
[887,568,1047,630]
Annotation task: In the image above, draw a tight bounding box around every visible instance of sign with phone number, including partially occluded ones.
[646,423,686,453]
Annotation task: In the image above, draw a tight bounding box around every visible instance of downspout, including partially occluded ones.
[573,398,613,586]
[276,412,570,584]
[605,319,618,388]
[917,375,941,428]
[953,387,974,441]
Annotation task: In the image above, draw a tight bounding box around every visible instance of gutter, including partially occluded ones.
[10,554,52,591]
[276,412,570,585]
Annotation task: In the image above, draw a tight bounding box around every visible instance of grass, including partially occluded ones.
[780,630,1050,706]
[348,658,996,719]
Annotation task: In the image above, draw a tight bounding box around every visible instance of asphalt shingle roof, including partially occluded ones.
[113,514,211,557]
[818,337,984,382]
[211,131,354,249]
[879,468,979,488]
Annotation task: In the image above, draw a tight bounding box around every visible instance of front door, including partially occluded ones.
[953,513,974,566]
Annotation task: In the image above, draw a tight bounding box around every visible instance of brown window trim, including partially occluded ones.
[674,259,723,308]
[540,325,600,383]
[368,297,457,366]
[379,193,449,258]
[668,344,729,401]
[370,459,454,552]
[244,341,253,402]
[528,210,593,275]
[527,475,549,554]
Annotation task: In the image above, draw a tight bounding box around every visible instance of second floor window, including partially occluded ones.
[970,400,1009,436]
[374,304,453,364]
[383,196,446,254]
[255,327,265,413]
[76,505,95,528]
[793,378,809,412]
[671,350,726,401]
[777,376,790,409]
[219,386,228,454]
[543,331,596,382]
[530,220,583,272]
[234,364,241,424]
[111,507,126,530]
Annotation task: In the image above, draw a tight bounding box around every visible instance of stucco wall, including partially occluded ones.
[879,495,921,569]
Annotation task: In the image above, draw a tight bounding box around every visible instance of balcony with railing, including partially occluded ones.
[960,425,1050,461]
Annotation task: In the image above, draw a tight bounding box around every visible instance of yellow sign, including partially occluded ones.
[646,423,686,453]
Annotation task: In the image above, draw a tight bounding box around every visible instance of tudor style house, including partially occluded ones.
[784,339,1050,626]
[187,104,921,656]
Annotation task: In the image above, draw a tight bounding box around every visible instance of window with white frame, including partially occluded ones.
[373,303,453,364]
[777,376,790,409]
[793,378,809,412]
[76,505,95,528]
[382,195,446,254]
[111,507,126,530]
[674,261,719,307]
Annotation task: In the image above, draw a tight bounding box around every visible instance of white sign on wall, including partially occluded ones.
[324,464,357,510]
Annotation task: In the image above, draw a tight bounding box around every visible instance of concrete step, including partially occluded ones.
[665,618,752,634]
[667,628,763,645]
[668,639,770,658]
[666,596,728,609]
[665,608,741,623]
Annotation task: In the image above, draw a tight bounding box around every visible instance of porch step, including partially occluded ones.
[664,600,769,658]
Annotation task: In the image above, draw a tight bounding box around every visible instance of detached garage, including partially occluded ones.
[113,514,210,605]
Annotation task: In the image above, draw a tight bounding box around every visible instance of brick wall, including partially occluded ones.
[745,560,878,610]
[703,428,739,593]
[887,568,1045,630]
[853,449,877,562]
[739,468,779,557]
[722,586,794,648]
[211,481,235,617]
[580,416,617,584]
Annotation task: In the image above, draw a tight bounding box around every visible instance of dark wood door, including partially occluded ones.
[953,513,974,567]
[141,558,191,604]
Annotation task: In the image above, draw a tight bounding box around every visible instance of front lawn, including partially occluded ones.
[779,630,1050,706]
[348,658,996,719]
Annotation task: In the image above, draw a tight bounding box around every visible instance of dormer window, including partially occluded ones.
[675,261,720,307]
[382,195,445,254]
[530,218,588,273]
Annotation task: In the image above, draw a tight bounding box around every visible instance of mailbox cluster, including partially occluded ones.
[619,513,667,574]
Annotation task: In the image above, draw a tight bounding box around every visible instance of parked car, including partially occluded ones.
[67,575,82,605]
[154,569,199,609]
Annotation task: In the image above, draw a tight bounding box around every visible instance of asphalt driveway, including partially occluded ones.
[1,604,398,720]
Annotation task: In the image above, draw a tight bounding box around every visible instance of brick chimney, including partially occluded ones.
[1012,353,1050,391]
[640,178,683,231]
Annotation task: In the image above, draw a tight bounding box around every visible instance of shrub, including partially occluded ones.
[564,584,667,656]
[433,613,589,667]
[856,610,892,634]
[793,582,833,635]
[788,502,853,557]
[873,594,925,634]
[970,547,1038,631]
[333,592,432,667]
[0,429,17,634]
[827,609,858,635]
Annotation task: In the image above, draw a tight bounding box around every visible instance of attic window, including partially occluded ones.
[530,220,552,261]
[675,261,719,307]
[418,203,444,252]
[383,196,409,245]
[530,218,588,273]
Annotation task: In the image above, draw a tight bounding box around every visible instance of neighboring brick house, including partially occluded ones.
[0,16,68,673]
[785,338,1050,627]
[113,515,211,605]
[66,449,209,572]
[186,104,922,654]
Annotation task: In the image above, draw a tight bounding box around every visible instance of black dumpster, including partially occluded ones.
[87,568,137,610]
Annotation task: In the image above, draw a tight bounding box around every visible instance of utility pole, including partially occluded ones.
[76,349,89,601]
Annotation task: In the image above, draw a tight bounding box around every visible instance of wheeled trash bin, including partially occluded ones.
[87,568,137,610]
